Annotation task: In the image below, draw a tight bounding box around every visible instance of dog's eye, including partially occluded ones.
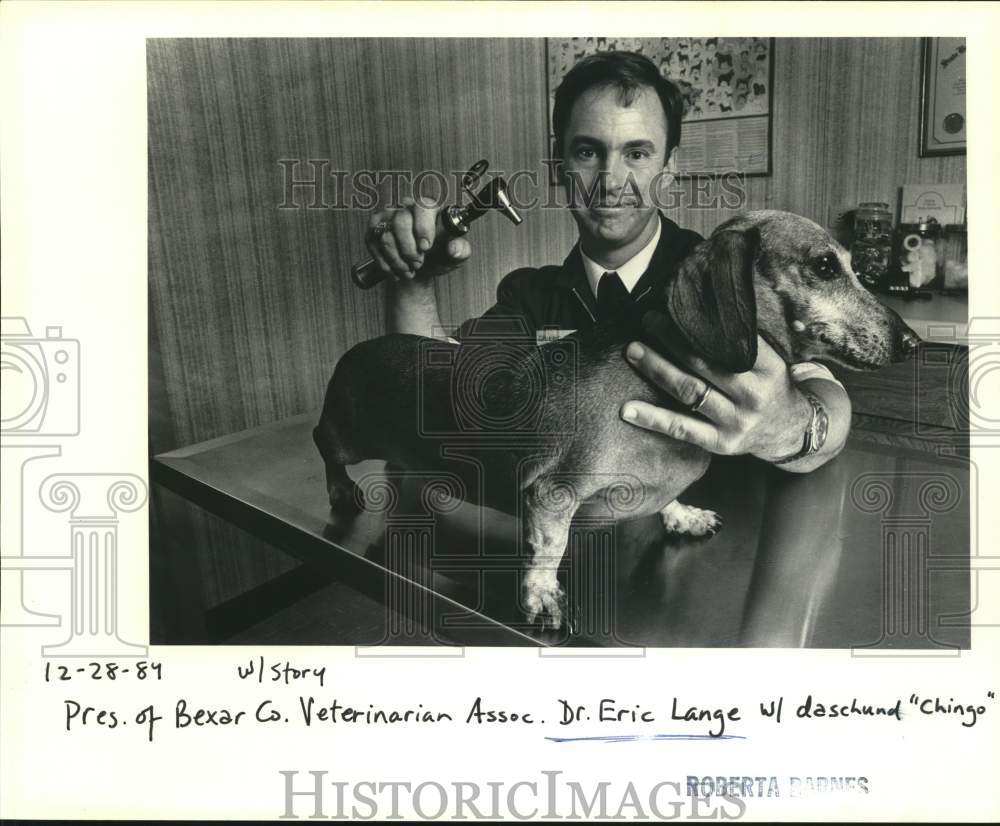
[814,254,840,279]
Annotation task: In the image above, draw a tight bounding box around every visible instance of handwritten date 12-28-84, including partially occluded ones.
[44,661,163,682]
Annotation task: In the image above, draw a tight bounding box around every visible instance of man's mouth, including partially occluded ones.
[590,204,639,215]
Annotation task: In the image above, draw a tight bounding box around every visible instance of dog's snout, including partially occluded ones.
[895,326,922,361]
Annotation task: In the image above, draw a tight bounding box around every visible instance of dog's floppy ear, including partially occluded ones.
[666,227,759,372]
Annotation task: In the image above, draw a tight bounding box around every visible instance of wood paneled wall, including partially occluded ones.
[148,38,573,610]
[673,38,966,239]
[148,38,571,457]
[148,38,965,613]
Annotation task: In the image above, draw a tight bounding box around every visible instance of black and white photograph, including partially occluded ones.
[3,3,998,822]
[148,37,971,648]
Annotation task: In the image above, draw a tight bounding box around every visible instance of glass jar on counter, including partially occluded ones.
[850,202,893,290]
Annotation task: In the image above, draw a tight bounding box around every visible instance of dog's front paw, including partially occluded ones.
[522,570,565,630]
[659,501,722,537]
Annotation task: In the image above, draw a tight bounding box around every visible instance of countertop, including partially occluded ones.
[152,413,970,649]
[880,292,968,343]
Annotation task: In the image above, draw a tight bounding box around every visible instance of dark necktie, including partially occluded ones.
[597,271,631,324]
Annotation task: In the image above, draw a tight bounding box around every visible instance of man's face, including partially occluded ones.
[560,84,675,258]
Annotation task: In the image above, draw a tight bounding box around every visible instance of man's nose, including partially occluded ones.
[600,156,628,196]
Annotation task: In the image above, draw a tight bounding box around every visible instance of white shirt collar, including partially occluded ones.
[581,217,662,298]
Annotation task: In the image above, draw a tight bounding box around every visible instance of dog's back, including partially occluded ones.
[314,333,583,513]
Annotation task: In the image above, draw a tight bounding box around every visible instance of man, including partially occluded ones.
[363,51,850,472]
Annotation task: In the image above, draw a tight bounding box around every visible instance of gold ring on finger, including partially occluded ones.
[689,383,713,414]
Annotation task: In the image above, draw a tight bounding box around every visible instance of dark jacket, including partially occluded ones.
[458,214,703,342]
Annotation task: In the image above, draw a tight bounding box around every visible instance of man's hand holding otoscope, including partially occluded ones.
[352,161,522,289]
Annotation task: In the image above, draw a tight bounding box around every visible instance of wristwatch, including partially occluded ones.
[772,390,829,465]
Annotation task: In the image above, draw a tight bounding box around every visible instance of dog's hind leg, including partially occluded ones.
[325,462,364,513]
[313,425,364,514]
[659,500,721,537]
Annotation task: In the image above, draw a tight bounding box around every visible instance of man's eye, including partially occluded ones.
[814,254,839,279]
[575,148,596,160]
[626,150,650,161]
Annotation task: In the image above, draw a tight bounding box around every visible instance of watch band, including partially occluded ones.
[772,391,827,465]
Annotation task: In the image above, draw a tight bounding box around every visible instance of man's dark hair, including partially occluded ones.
[552,50,685,160]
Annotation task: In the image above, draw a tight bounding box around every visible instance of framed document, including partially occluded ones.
[920,37,966,157]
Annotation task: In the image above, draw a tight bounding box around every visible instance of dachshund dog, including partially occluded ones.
[314,211,920,629]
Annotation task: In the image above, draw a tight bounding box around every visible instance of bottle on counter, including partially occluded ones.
[850,202,893,291]
[893,219,942,293]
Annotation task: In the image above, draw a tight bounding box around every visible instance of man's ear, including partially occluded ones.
[665,227,760,372]
[646,148,678,210]
[664,146,678,177]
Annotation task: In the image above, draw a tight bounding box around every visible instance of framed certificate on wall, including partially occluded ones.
[920,37,966,157]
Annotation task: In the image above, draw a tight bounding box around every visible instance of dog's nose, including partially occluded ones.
[900,328,921,356]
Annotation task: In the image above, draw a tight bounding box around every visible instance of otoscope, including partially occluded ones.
[351,160,523,290]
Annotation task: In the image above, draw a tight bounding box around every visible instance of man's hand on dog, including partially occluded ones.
[620,336,811,463]
[366,198,472,283]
